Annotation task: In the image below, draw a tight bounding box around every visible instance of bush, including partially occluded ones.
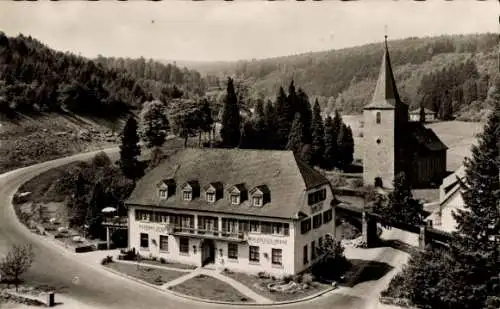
[154,276,163,284]
[349,178,364,188]
[258,271,270,279]
[302,273,314,285]
[159,257,166,264]
[101,256,113,265]
[283,275,294,283]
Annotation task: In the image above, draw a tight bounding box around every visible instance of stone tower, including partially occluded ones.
[363,37,409,189]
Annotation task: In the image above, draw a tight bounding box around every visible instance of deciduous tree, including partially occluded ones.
[0,244,35,292]
[119,116,142,181]
[139,100,169,149]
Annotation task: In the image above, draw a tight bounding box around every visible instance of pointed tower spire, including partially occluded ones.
[364,35,405,110]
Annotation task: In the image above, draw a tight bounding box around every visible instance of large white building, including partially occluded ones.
[125,148,336,277]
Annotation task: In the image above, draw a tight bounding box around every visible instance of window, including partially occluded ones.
[271,249,282,265]
[140,233,149,249]
[159,235,169,252]
[376,112,381,124]
[300,218,312,234]
[303,245,308,265]
[249,221,260,233]
[308,189,327,205]
[222,218,238,234]
[271,223,282,235]
[311,240,316,260]
[249,246,260,263]
[230,194,240,205]
[228,243,238,259]
[313,214,323,229]
[179,237,189,254]
[283,223,290,236]
[323,209,333,223]
[261,222,272,234]
[136,210,151,221]
[252,196,263,207]
[159,189,167,199]
[206,192,215,203]
[183,191,192,201]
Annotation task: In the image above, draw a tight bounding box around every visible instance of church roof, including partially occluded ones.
[407,122,448,152]
[365,37,406,110]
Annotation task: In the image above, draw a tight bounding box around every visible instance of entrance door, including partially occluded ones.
[201,239,215,266]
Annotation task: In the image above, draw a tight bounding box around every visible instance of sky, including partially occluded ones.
[0,1,498,62]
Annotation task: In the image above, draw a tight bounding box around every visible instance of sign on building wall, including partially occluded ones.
[247,236,287,246]
[138,224,169,234]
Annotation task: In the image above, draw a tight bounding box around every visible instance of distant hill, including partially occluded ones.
[176,33,499,119]
[0,32,209,119]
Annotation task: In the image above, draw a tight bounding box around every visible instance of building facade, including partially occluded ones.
[126,148,336,277]
[409,107,436,123]
[363,38,448,189]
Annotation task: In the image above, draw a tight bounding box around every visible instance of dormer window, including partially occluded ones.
[227,183,247,205]
[230,194,240,205]
[249,185,270,207]
[204,182,223,204]
[206,192,216,203]
[159,190,167,198]
[158,178,176,199]
[252,196,262,207]
[183,191,192,201]
[181,180,200,202]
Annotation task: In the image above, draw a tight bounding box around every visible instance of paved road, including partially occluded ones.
[0,147,407,309]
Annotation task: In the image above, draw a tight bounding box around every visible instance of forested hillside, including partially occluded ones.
[193,33,498,120]
[0,32,209,119]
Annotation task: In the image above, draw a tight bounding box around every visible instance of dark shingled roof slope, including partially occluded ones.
[126,148,331,219]
[407,122,448,152]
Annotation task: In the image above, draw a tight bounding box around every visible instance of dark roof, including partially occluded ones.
[407,122,448,152]
[251,185,271,195]
[204,182,224,192]
[229,183,247,193]
[159,178,176,187]
[364,40,407,110]
[126,148,331,219]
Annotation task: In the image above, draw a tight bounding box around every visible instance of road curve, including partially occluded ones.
[0,147,376,309]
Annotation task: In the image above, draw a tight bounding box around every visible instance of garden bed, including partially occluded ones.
[139,259,197,270]
[105,261,186,285]
[169,274,253,303]
[222,271,331,302]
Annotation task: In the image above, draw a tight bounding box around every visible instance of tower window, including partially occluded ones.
[376,112,381,124]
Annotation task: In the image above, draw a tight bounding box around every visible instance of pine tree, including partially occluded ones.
[342,125,354,168]
[220,77,241,148]
[139,99,169,149]
[119,116,143,181]
[275,87,291,149]
[311,99,325,167]
[297,88,312,144]
[323,116,336,170]
[252,99,267,149]
[287,80,298,123]
[374,172,424,227]
[286,113,305,157]
[336,123,346,169]
[86,182,106,238]
[448,90,500,309]
[264,100,276,149]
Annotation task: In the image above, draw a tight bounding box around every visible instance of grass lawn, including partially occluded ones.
[169,274,254,303]
[105,261,186,286]
[222,271,331,302]
[139,259,197,270]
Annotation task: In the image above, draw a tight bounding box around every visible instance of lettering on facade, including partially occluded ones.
[247,236,287,246]
[138,224,169,233]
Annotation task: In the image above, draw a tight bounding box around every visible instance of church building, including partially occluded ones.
[363,37,448,189]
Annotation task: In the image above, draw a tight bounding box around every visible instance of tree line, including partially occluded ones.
[418,58,490,120]
[220,77,354,170]
[0,33,208,119]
